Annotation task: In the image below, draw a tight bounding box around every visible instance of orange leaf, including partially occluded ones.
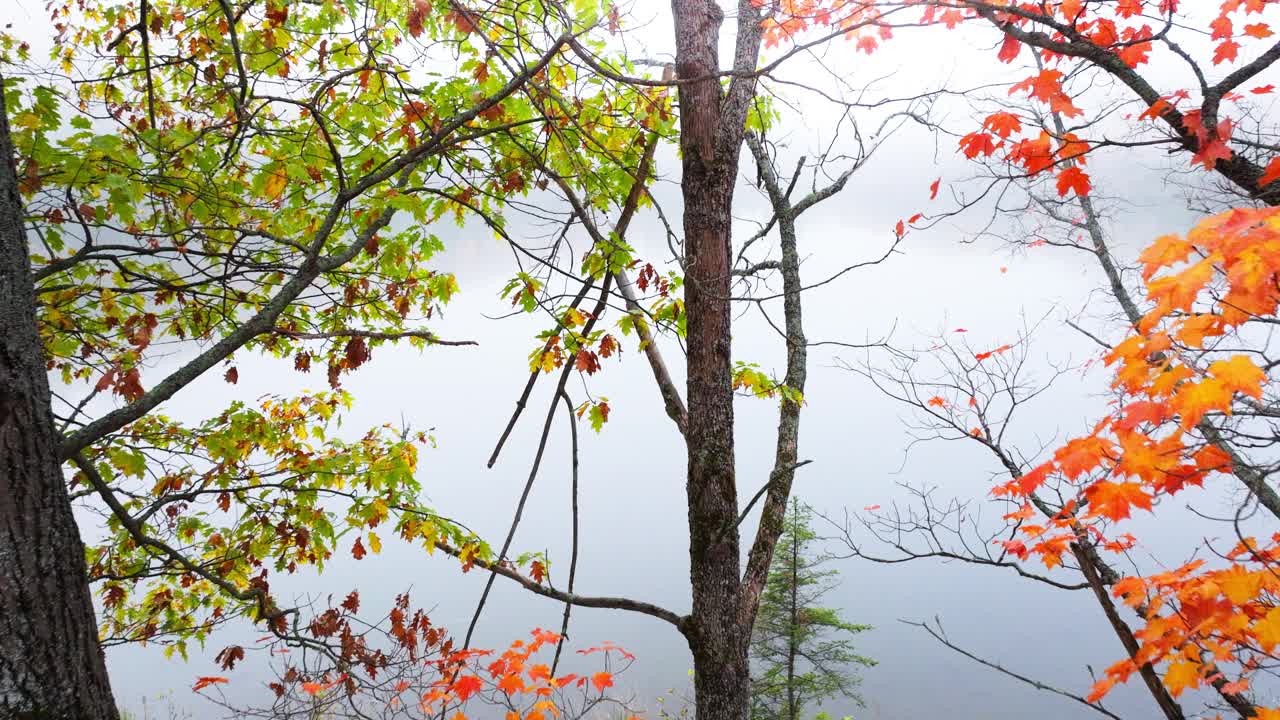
[1209,355,1266,399]
[1085,481,1153,522]
[1137,233,1193,280]
[1244,23,1273,39]
[498,673,525,694]
[1214,40,1241,65]
[1163,661,1201,697]
[1054,436,1111,479]
[192,676,229,692]
[591,672,614,693]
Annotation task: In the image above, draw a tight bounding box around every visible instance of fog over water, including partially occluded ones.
[7,0,1270,717]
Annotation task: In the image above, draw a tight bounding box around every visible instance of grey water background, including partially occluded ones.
[8,0,1272,717]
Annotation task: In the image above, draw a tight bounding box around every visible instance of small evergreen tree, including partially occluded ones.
[750,499,875,720]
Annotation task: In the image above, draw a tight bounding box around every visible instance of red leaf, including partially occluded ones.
[929,177,941,199]
[959,131,997,159]
[352,538,367,560]
[1260,156,1280,187]
[894,219,905,238]
[224,367,239,384]
[1055,166,1091,197]
[1214,40,1241,65]
[1252,84,1275,94]
[591,671,614,692]
[451,675,483,701]
[997,34,1020,63]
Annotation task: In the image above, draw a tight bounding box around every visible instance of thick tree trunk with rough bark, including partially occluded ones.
[0,77,120,720]
[669,0,758,718]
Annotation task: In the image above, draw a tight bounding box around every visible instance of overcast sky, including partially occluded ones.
[8,0,1277,717]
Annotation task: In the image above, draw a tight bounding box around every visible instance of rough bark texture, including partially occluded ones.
[0,77,120,719]
[669,0,760,718]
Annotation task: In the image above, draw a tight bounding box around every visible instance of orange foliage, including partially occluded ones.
[993,208,1280,703]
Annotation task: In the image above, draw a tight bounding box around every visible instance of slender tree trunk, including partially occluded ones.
[785,508,799,720]
[1073,544,1185,720]
[0,76,119,719]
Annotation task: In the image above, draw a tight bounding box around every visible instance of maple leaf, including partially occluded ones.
[997,34,1020,63]
[1055,166,1091,197]
[1209,355,1266,399]
[1008,132,1055,175]
[1253,607,1280,653]
[451,675,483,701]
[1164,661,1201,697]
[591,671,614,692]
[1085,481,1153,522]
[1210,15,1234,40]
[1193,136,1233,170]
[1111,576,1146,607]
[193,676,229,692]
[958,131,997,159]
[498,673,525,694]
[1173,377,1232,428]
[301,680,329,696]
[1010,69,1064,104]
[1260,157,1280,186]
[1054,436,1112,479]
[926,396,946,408]
[264,169,288,201]
[1137,233,1193,280]
[982,112,1022,139]
[407,0,429,37]
[1218,567,1263,604]
[1214,40,1241,65]
[1087,677,1118,703]
[1252,84,1276,95]
[1139,98,1173,121]
[1245,22,1274,38]
[929,177,941,200]
[1116,401,1168,430]
[974,344,1012,362]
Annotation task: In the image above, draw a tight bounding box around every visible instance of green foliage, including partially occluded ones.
[751,499,874,720]
[1,0,672,657]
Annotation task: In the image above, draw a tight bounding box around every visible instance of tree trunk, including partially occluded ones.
[670,0,755,718]
[0,76,120,719]
[785,508,799,720]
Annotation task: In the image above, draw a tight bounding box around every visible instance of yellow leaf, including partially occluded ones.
[1218,567,1262,605]
[368,532,382,554]
[1255,607,1280,652]
[264,169,288,200]
[1163,661,1200,697]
